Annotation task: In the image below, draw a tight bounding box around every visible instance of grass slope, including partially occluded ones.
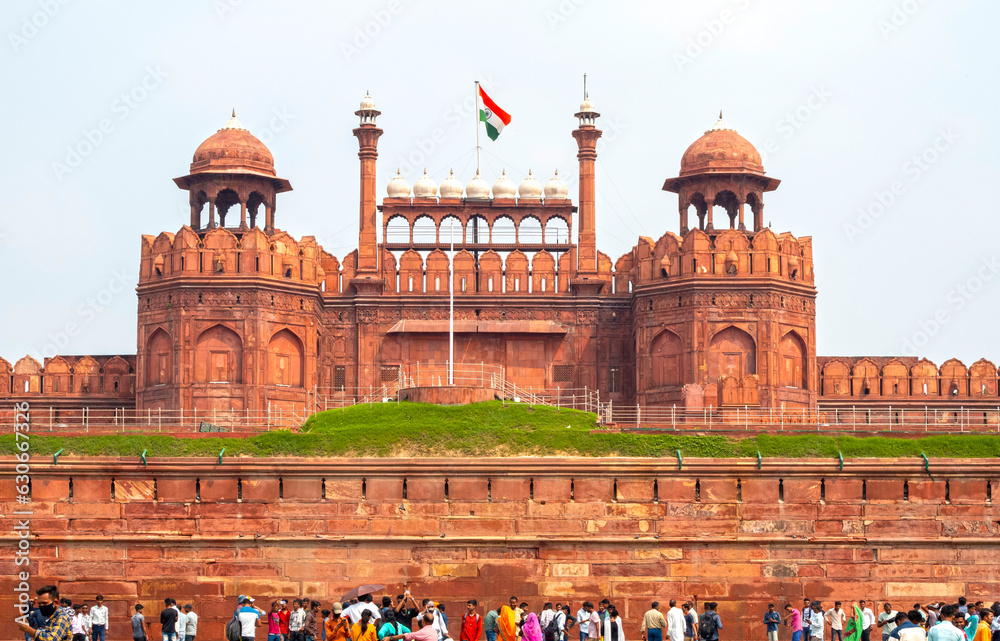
[3,401,998,459]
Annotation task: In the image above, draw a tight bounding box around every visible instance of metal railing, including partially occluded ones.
[1,405,309,433]
[7,364,998,434]
[602,403,1000,433]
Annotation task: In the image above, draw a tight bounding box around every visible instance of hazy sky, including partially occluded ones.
[1,0,996,367]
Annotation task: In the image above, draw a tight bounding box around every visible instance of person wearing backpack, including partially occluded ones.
[461,601,484,641]
[237,598,262,641]
[543,607,566,641]
[697,604,721,641]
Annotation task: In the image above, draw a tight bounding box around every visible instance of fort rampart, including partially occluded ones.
[2,458,998,640]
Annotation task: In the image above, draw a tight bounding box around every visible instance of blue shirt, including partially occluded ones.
[764,612,781,633]
[927,622,966,641]
[891,622,917,639]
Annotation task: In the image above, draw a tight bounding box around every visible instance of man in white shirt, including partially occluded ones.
[809,603,826,641]
[576,606,589,641]
[879,604,899,641]
[182,605,198,641]
[861,601,877,641]
[825,602,845,641]
[238,598,261,641]
[666,601,685,641]
[289,600,306,641]
[173,602,187,641]
[90,596,109,641]
[345,596,382,626]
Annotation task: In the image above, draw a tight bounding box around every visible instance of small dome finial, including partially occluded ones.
[232,108,236,118]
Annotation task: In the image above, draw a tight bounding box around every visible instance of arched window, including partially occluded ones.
[518,216,543,244]
[493,215,516,244]
[412,215,436,244]
[386,216,410,243]
[544,216,569,244]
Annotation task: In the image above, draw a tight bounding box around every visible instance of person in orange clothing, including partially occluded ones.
[352,611,378,641]
[327,604,350,641]
[972,610,993,641]
[498,607,517,641]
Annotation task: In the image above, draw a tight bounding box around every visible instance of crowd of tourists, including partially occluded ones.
[765,599,999,641]
[14,585,1000,641]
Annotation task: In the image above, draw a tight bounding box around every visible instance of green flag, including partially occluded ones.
[844,605,864,641]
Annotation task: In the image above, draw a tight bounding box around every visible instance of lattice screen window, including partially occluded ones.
[334,365,346,391]
[553,364,574,382]
[381,365,400,383]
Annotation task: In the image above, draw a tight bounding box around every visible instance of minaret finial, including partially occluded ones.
[583,73,588,100]
[232,108,236,118]
[719,109,723,119]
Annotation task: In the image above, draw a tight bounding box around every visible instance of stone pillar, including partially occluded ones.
[208,200,217,229]
[705,197,715,231]
[679,201,689,235]
[572,113,602,274]
[240,202,248,230]
[738,200,746,231]
[353,118,383,276]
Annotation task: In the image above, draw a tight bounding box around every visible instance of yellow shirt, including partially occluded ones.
[351,623,378,641]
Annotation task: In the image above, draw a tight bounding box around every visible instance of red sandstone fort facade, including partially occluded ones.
[1,94,998,420]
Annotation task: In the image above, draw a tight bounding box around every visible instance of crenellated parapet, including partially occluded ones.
[819,356,1000,402]
[139,226,328,289]
[612,227,814,291]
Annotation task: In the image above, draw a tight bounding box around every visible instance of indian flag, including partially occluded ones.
[479,85,511,141]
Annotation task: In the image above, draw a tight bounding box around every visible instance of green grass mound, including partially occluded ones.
[3,401,999,459]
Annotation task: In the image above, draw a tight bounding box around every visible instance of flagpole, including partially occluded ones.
[448,218,455,386]
[474,80,481,175]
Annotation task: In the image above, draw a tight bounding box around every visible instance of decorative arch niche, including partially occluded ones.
[708,326,756,382]
[146,328,172,386]
[649,329,683,388]
[778,331,807,389]
[268,329,304,387]
[194,325,243,384]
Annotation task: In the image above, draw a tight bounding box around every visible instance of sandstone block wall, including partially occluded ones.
[1,458,997,641]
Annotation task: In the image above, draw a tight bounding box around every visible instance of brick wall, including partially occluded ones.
[1,458,997,641]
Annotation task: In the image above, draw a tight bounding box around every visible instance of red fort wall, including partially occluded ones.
[1,458,998,641]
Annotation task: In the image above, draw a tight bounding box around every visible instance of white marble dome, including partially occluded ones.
[439,169,464,198]
[412,169,438,198]
[543,170,568,200]
[360,92,376,110]
[466,170,490,199]
[517,169,543,199]
[492,170,516,200]
[386,169,411,198]
[579,98,597,113]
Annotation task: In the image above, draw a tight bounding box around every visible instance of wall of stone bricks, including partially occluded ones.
[1,458,998,641]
